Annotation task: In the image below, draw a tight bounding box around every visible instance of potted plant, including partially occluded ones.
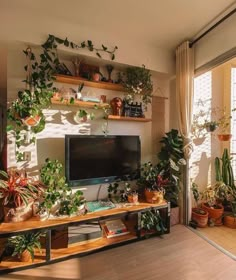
[123,65,153,109]
[204,120,218,132]
[214,107,236,141]
[0,170,40,223]
[141,210,166,236]
[74,109,95,123]
[156,129,186,225]
[39,158,85,218]
[8,232,42,262]
[201,185,224,226]
[191,182,208,227]
[137,162,166,204]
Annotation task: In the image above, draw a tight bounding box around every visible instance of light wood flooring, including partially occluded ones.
[4,225,236,280]
[197,225,236,258]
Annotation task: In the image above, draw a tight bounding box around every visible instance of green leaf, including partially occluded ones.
[111,54,115,60]
[64,38,69,47]
[96,52,101,58]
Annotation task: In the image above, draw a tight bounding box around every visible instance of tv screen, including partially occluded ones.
[65,135,141,186]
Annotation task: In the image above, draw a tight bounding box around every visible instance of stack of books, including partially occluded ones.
[103,219,129,238]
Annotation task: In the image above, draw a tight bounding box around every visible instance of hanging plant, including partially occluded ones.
[7,35,118,161]
[123,65,153,108]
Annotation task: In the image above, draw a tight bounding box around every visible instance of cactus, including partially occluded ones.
[215,148,235,188]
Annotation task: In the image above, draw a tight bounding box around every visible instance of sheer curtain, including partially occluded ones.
[176,41,194,224]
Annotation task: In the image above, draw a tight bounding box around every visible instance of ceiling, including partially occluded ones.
[1,0,236,51]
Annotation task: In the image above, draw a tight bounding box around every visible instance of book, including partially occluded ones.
[103,219,129,238]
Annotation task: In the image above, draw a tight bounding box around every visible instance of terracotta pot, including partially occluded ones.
[127,194,138,203]
[20,250,32,262]
[191,208,208,228]
[4,202,33,223]
[22,115,41,127]
[201,203,223,226]
[144,189,164,204]
[217,134,232,141]
[224,214,236,229]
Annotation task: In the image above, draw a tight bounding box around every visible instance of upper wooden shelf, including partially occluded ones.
[55,74,124,92]
[51,98,109,109]
[108,115,152,122]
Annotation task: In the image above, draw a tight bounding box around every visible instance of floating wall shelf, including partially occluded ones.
[55,74,124,92]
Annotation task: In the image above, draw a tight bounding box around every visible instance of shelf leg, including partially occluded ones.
[137,212,142,238]
[166,202,171,234]
[46,230,51,262]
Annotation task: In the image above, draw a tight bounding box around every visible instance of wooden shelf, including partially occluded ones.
[51,98,109,109]
[0,201,170,274]
[55,74,124,92]
[108,115,152,122]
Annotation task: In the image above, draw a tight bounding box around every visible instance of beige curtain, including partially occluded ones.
[176,41,194,224]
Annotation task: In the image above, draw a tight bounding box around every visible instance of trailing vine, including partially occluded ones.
[7,34,118,161]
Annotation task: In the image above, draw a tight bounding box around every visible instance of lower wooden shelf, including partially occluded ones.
[0,201,170,274]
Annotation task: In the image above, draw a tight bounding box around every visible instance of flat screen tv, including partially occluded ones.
[65,135,141,186]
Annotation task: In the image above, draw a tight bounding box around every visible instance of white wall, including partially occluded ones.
[0,4,174,75]
[6,44,170,201]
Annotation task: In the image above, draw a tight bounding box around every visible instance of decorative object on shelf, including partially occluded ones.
[72,57,82,77]
[123,101,144,117]
[92,70,102,82]
[110,97,123,116]
[123,65,153,108]
[107,181,137,203]
[7,232,42,262]
[100,95,106,103]
[106,64,114,83]
[75,83,84,100]
[55,63,73,76]
[0,169,41,223]
[39,158,85,218]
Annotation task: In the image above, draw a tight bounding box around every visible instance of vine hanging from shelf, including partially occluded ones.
[7,34,118,162]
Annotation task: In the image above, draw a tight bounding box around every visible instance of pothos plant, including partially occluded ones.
[39,158,85,217]
[7,34,118,161]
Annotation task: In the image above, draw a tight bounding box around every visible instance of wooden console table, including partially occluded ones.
[0,201,170,274]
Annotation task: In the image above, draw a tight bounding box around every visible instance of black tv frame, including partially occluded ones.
[65,135,141,187]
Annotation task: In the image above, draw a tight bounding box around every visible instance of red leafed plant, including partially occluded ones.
[0,170,40,208]
[156,175,169,189]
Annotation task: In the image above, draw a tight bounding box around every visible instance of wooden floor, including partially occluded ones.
[4,225,236,280]
[197,225,236,257]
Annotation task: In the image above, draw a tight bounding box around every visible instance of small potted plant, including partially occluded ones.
[8,232,42,262]
[141,210,166,237]
[191,182,208,227]
[0,170,40,223]
[204,120,218,132]
[74,109,95,123]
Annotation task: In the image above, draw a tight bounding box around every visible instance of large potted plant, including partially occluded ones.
[0,170,40,222]
[156,129,186,225]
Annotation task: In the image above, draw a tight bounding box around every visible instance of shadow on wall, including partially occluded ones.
[191,152,211,190]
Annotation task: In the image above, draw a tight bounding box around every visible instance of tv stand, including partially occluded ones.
[0,201,170,274]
